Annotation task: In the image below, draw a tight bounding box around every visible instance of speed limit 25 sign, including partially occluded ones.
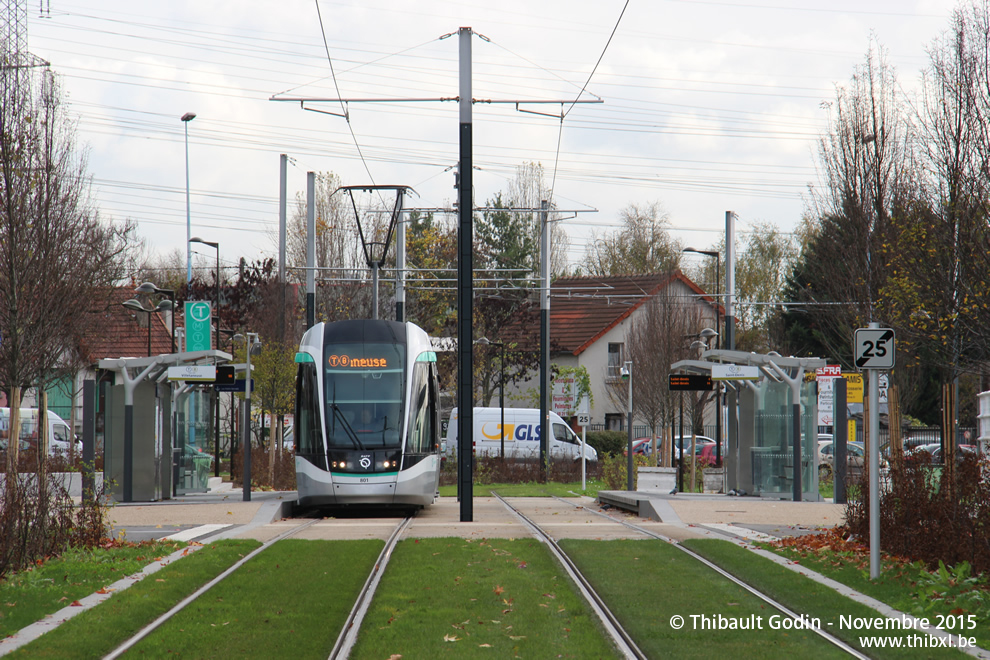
[854,328,895,369]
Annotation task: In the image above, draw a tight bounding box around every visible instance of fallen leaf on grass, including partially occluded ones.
[509,635,526,641]
[493,585,505,596]
[389,655,402,659]
[443,634,460,642]
[479,643,492,648]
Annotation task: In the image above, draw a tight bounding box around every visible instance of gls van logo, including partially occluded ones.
[479,422,541,441]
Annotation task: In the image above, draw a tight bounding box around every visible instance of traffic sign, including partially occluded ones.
[577,413,590,427]
[854,327,895,369]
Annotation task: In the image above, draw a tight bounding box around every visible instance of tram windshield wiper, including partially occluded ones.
[330,385,365,450]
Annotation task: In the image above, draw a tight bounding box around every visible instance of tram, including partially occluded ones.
[293,319,442,509]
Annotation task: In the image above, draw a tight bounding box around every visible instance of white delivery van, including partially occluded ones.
[444,407,597,462]
[0,408,78,455]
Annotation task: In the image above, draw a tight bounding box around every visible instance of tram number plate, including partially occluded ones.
[360,478,369,483]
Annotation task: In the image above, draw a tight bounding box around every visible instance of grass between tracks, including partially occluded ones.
[6,540,261,659]
[0,541,186,639]
[682,538,973,658]
[561,538,849,659]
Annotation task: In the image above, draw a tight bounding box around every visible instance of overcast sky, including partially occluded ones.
[26,0,957,279]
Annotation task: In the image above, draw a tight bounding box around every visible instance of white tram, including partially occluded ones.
[293,319,441,509]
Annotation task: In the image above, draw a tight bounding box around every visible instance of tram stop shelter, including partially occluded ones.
[671,350,826,501]
[98,350,234,503]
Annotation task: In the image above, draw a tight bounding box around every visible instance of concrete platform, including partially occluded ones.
[106,488,846,545]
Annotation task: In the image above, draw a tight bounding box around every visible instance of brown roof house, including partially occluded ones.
[522,271,720,430]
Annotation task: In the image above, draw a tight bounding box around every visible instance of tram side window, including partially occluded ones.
[405,362,434,454]
[295,362,322,456]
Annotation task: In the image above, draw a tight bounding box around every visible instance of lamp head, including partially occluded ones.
[181,112,196,122]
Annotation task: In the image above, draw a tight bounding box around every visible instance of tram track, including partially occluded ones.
[101,514,412,660]
[495,493,869,660]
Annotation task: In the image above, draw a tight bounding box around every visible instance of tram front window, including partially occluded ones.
[324,343,404,450]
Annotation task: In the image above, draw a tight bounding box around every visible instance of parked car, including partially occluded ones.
[931,444,979,465]
[674,435,715,460]
[905,443,941,463]
[700,440,726,466]
[818,440,887,480]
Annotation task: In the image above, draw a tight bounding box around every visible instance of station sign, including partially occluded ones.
[168,365,216,382]
[711,364,760,381]
[185,301,213,352]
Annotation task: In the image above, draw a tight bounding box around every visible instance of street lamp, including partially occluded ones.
[122,298,173,357]
[475,337,506,459]
[622,361,633,491]
[683,247,723,466]
[181,112,196,283]
[134,282,176,354]
[190,236,221,476]
[233,332,260,502]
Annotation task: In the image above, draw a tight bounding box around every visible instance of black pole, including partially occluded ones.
[499,343,505,459]
[834,377,848,504]
[678,392,684,493]
[456,27,474,522]
[215,251,221,477]
[82,379,95,504]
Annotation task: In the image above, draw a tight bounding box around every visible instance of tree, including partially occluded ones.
[249,337,296,485]
[0,68,133,473]
[605,273,709,464]
[784,40,913,366]
[735,223,797,353]
[582,202,682,276]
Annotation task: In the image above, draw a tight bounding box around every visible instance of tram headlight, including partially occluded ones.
[383,460,391,468]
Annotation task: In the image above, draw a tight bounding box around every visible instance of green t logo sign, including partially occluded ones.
[185,301,213,352]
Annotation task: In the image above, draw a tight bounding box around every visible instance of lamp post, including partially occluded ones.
[181,112,196,283]
[134,282,177,354]
[683,247,723,466]
[622,361,633,491]
[233,332,260,502]
[475,338,506,458]
[122,299,173,356]
[189,236,221,476]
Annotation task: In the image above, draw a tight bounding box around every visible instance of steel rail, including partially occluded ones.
[329,516,412,659]
[104,517,321,660]
[493,493,647,660]
[552,496,869,659]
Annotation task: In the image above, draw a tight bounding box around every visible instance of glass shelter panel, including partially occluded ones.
[749,377,817,498]
[175,386,213,494]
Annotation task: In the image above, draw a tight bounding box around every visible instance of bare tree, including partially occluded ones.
[583,202,682,276]
[787,39,913,364]
[0,69,132,473]
[605,273,710,462]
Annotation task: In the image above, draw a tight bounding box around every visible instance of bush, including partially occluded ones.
[0,472,111,580]
[845,454,990,573]
[439,453,603,487]
[586,431,627,457]
[600,453,649,490]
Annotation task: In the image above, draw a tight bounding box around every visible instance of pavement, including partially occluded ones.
[105,481,848,546]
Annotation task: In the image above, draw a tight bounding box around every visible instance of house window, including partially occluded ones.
[605,413,624,431]
[606,343,624,381]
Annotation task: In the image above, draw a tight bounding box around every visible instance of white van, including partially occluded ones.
[444,407,597,462]
[0,408,79,455]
